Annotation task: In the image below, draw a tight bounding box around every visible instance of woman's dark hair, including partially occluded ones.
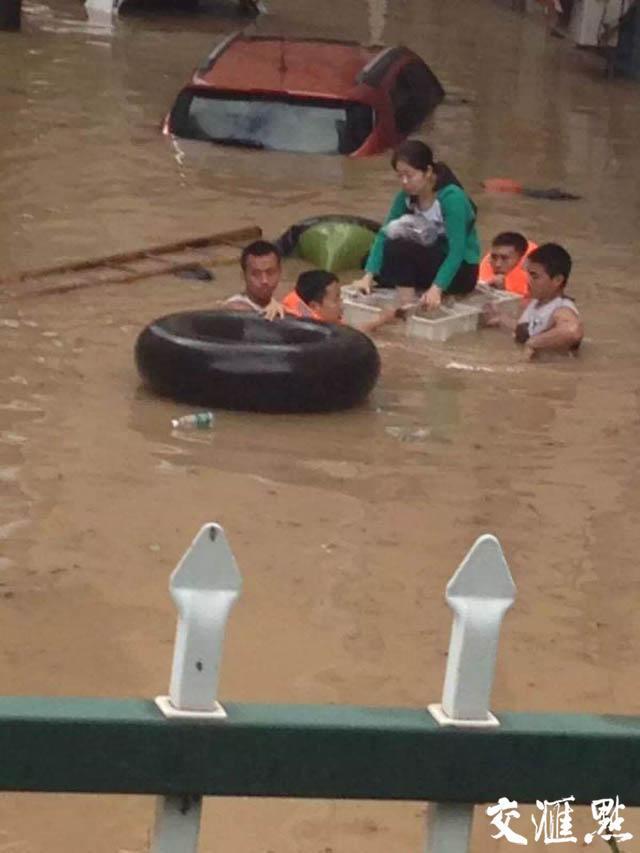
[391,139,465,194]
[296,269,339,305]
[391,140,434,172]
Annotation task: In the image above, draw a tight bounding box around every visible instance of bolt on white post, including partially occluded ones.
[426,534,516,853]
[152,523,242,853]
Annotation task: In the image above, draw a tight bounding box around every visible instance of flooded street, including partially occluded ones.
[2,0,640,849]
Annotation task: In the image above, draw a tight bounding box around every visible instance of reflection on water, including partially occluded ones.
[83,5,117,34]
[366,0,387,45]
[2,0,640,849]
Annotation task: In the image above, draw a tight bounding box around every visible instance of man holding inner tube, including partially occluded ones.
[223,240,285,320]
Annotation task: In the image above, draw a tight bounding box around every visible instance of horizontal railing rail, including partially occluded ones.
[0,698,638,804]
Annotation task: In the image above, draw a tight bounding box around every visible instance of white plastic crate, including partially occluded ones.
[343,285,523,341]
[342,299,381,327]
[341,285,365,300]
[341,286,397,304]
[406,303,481,343]
[463,284,523,317]
[341,287,396,328]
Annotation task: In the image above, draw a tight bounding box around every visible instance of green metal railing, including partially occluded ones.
[0,698,638,804]
[1,525,634,852]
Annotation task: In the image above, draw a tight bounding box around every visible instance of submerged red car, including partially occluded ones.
[163,34,445,156]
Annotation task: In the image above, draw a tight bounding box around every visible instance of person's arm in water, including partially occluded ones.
[352,192,407,294]
[352,306,403,335]
[482,302,522,332]
[522,307,583,360]
[422,188,471,310]
[263,299,285,321]
[222,297,284,320]
[222,298,254,312]
[478,272,506,289]
[487,273,506,289]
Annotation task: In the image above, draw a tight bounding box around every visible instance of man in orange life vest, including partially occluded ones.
[483,242,583,360]
[478,232,537,298]
[283,269,399,335]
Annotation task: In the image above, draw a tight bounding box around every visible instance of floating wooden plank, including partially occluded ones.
[150,250,229,268]
[101,257,179,276]
[1,225,261,283]
[0,225,262,302]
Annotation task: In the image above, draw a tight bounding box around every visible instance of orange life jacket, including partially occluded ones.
[479,240,537,297]
[282,291,324,321]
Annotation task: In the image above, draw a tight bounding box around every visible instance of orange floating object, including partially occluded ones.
[482,178,524,194]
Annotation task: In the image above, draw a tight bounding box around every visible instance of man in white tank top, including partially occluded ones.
[224,240,285,320]
[485,243,583,360]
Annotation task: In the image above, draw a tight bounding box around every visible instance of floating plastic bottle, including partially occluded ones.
[171,412,215,429]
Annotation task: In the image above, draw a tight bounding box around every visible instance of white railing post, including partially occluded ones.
[426,534,516,853]
[152,523,242,853]
[84,0,119,25]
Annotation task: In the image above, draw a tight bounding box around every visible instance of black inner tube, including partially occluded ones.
[180,311,328,345]
[135,310,381,414]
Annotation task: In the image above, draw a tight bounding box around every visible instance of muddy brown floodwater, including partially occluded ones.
[2,0,640,849]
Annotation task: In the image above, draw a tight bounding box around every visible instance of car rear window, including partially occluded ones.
[169,91,374,155]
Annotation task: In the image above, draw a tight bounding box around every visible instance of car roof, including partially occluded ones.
[192,36,399,98]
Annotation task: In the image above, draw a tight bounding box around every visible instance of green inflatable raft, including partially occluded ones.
[275,214,381,273]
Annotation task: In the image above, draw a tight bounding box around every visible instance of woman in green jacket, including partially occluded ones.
[353,140,480,311]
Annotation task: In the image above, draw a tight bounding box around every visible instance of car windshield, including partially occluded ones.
[170,91,374,155]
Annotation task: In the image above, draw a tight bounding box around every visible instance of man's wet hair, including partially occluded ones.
[240,240,281,271]
[492,231,528,257]
[296,269,338,305]
[528,243,572,285]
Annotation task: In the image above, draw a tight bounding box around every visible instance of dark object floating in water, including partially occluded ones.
[238,0,266,12]
[483,178,581,201]
[276,214,381,273]
[118,0,264,15]
[442,94,473,106]
[173,264,215,281]
[522,187,582,201]
[135,310,381,413]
